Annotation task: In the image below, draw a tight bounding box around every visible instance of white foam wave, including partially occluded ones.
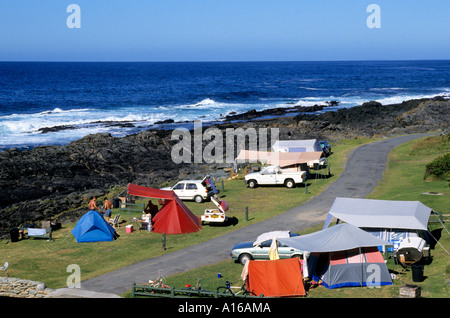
[195,98,216,106]
[1,89,449,149]
[0,107,94,120]
[167,98,241,110]
[38,107,92,115]
[374,92,448,105]
[294,96,341,107]
[292,90,450,108]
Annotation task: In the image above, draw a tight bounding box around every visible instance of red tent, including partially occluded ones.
[127,183,202,235]
[246,258,306,297]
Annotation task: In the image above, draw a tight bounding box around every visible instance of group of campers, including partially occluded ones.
[88,196,164,223]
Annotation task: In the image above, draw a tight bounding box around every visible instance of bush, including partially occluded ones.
[425,152,450,181]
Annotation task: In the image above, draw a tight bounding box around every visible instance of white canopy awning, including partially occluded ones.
[325,197,433,231]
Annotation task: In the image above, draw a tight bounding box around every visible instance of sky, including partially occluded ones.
[0,0,449,62]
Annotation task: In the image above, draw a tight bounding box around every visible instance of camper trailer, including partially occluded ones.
[395,237,428,266]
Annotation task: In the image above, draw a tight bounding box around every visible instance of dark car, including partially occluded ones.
[319,140,332,156]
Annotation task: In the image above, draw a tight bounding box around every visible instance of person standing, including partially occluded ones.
[89,197,98,211]
[103,198,113,222]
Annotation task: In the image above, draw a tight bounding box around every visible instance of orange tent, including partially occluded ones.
[127,183,202,235]
[246,258,306,297]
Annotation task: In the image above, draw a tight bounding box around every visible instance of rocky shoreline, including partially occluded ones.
[0,97,449,238]
[34,101,336,135]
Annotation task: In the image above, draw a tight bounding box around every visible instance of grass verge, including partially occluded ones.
[123,134,449,298]
[0,137,371,289]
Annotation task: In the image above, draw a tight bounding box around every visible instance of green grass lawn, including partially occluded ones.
[0,137,369,289]
[364,134,450,298]
[125,134,450,298]
[4,135,448,299]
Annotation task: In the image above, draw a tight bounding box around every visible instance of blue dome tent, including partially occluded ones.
[71,210,119,243]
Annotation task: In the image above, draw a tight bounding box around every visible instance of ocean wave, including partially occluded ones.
[369,87,406,92]
[374,92,449,105]
[294,96,342,107]
[298,87,326,91]
[194,98,216,106]
[166,98,242,110]
[38,107,92,115]
[0,107,95,119]
[297,78,324,82]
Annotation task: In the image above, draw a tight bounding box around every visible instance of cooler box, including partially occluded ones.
[126,225,133,233]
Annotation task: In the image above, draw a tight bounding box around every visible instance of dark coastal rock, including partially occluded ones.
[38,125,77,134]
[293,97,450,138]
[0,97,449,238]
[154,119,175,125]
[326,101,340,106]
[361,101,382,108]
[396,100,450,127]
[224,104,326,121]
[0,130,186,235]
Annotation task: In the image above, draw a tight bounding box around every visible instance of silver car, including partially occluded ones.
[230,231,303,265]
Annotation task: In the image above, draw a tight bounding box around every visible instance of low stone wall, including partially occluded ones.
[0,277,121,298]
[0,277,54,298]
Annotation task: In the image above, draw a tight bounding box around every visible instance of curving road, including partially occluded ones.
[78,133,430,295]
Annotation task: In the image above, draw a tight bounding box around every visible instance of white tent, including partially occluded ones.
[323,197,433,231]
[272,139,322,153]
[253,230,291,246]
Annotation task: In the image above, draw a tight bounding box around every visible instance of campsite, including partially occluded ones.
[0,134,448,299]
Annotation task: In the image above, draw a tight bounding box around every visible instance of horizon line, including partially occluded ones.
[0,58,449,63]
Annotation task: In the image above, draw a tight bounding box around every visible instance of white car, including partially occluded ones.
[201,195,229,224]
[244,165,307,188]
[161,175,219,203]
[161,180,209,203]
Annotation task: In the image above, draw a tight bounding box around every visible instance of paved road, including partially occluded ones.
[79,133,430,295]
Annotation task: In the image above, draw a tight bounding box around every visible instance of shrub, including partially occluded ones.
[425,152,450,181]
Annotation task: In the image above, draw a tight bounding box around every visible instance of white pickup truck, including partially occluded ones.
[244,165,307,188]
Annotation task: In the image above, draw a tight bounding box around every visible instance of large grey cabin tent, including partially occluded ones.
[324,197,433,230]
[323,197,434,251]
[277,223,393,289]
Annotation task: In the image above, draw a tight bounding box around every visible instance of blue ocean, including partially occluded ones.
[0,60,449,150]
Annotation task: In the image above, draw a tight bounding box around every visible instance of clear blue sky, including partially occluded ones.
[0,0,449,61]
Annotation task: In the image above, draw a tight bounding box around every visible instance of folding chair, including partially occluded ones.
[109,214,121,227]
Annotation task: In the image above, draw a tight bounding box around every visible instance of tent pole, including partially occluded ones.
[437,218,450,235]
[328,252,331,287]
[359,247,363,287]
[427,230,450,255]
